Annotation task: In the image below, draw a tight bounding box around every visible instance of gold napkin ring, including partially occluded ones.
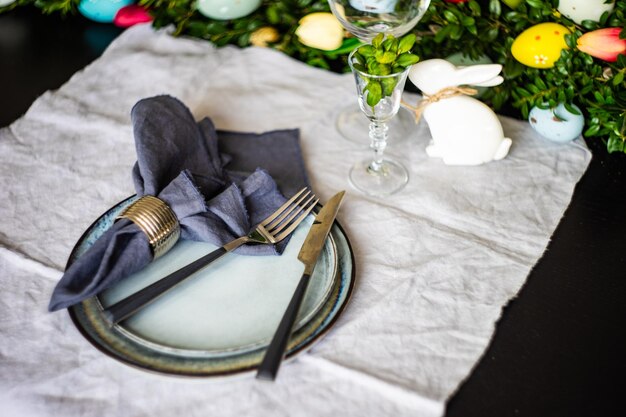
[116,196,180,259]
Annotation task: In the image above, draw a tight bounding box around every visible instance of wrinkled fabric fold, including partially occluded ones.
[48,95,308,311]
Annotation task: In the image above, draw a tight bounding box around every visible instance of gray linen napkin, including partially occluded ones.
[48,95,308,311]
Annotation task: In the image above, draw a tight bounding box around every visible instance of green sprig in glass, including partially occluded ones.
[351,33,420,109]
[347,33,420,197]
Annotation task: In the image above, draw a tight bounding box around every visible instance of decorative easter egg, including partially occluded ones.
[114,5,152,27]
[557,0,615,25]
[445,53,492,97]
[502,0,523,7]
[250,27,280,47]
[511,23,570,69]
[196,0,261,20]
[78,0,134,23]
[0,0,16,7]
[529,103,584,143]
[295,13,344,51]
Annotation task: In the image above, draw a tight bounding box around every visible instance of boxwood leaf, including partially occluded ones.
[365,81,382,107]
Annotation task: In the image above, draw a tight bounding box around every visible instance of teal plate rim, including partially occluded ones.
[67,195,356,378]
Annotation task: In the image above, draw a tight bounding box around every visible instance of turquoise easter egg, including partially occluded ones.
[79,0,134,23]
[445,52,493,97]
[196,0,261,20]
[529,103,584,143]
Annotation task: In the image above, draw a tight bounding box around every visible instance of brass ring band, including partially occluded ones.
[117,196,180,259]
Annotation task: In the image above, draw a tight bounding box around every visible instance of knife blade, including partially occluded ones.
[256,190,345,381]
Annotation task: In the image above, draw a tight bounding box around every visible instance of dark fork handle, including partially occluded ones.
[102,246,228,324]
[256,273,311,381]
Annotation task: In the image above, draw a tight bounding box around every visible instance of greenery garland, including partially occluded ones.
[3,0,626,153]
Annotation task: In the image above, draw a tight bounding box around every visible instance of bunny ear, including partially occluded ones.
[454,64,503,86]
[470,76,504,87]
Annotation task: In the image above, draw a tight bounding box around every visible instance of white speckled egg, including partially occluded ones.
[197,0,261,20]
[78,0,134,23]
[557,0,615,25]
[529,103,585,143]
[0,0,16,7]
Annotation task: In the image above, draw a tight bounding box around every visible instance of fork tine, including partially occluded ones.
[266,194,316,233]
[260,187,308,227]
[264,189,311,230]
[272,197,319,242]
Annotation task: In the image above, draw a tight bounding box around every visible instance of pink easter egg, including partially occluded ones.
[113,5,152,28]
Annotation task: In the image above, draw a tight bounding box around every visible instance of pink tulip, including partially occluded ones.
[577,28,626,63]
[114,5,153,28]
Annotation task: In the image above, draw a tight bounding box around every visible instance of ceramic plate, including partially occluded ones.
[68,196,355,377]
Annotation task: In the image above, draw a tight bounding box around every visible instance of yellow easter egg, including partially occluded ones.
[511,23,570,69]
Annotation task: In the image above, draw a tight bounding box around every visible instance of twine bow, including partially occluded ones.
[402,86,478,123]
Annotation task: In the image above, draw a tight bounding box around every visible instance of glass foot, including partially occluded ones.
[348,157,409,197]
[336,104,416,146]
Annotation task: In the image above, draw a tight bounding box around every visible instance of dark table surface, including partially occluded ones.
[2,7,625,417]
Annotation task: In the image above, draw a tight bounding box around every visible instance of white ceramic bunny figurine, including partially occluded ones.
[408,59,512,165]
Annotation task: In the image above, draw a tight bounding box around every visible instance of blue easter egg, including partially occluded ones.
[78,0,134,24]
[529,103,585,143]
[196,0,261,20]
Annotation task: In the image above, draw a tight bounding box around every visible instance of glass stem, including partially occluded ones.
[368,121,388,175]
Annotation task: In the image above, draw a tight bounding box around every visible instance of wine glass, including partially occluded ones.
[347,49,412,196]
[328,0,431,144]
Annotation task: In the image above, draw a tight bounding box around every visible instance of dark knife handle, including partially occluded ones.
[102,246,228,324]
[256,273,311,381]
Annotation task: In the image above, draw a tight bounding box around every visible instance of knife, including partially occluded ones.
[256,190,345,381]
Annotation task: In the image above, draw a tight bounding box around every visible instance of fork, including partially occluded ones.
[102,187,318,324]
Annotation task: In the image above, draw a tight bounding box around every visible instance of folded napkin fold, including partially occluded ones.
[48,95,308,311]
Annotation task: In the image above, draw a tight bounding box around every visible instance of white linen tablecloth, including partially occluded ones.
[0,25,591,416]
